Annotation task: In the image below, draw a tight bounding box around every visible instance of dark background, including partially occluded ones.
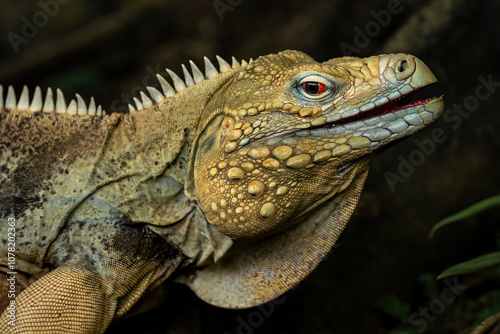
[1,0,499,333]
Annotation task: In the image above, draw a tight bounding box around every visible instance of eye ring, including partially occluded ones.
[296,74,336,101]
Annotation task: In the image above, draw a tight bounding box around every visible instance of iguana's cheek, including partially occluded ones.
[195,133,368,240]
[196,146,286,239]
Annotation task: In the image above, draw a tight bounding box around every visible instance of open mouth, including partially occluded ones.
[264,94,439,140]
[332,97,435,126]
[311,88,439,131]
[239,84,443,151]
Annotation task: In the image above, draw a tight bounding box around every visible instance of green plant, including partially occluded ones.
[430,195,500,279]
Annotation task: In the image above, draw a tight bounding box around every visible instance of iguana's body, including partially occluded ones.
[0,50,443,333]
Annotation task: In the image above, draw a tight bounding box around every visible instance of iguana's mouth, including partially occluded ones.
[248,92,442,148]
[315,94,437,129]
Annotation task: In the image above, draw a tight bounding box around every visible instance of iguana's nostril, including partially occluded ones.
[394,56,416,80]
[398,59,408,72]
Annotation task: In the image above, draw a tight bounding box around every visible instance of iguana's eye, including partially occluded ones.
[301,82,326,95]
[295,74,336,101]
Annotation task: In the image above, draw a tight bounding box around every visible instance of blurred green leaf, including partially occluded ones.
[438,251,500,279]
[430,195,500,238]
[376,294,409,322]
[474,291,500,325]
[418,272,439,299]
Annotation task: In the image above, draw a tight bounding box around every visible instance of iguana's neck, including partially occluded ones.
[113,69,235,180]
[93,70,234,228]
[102,80,236,265]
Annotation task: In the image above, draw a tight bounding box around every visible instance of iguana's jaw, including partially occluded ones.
[249,94,443,151]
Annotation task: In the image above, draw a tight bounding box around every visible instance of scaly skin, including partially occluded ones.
[0,50,443,333]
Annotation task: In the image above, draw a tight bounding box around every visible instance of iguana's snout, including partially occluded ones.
[393,54,438,88]
[194,50,443,240]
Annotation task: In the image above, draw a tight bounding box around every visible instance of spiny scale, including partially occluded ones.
[190,60,204,83]
[0,55,246,115]
[30,86,42,112]
[0,85,105,116]
[131,54,244,111]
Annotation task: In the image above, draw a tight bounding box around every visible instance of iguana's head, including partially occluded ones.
[193,50,443,240]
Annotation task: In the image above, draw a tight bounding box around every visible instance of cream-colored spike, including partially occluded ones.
[6,86,17,109]
[140,91,153,108]
[182,64,194,87]
[97,105,102,116]
[67,99,77,115]
[240,59,248,67]
[216,56,231,72]
[128,104,136,113]
[88,97,96,115]
[76,94,87,115]
[231,56,240,68]
[42,88,54,113]
[204,57,218,78]
[133,97,143,110]
[0,85,3,110]
[157,74,176,97]
[17,86,30,110]
[56,89,67,113]
[249,58,254,64]
[190,60,205,83]
[29,86,43,112]
[146,86,164,103]
[167,69,186,92]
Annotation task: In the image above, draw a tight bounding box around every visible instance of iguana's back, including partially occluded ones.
[0,99,118,265]
[0,86,196,328]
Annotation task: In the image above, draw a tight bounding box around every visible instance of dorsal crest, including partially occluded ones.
[0,55,251,116]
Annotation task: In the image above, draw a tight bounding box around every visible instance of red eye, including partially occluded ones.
[301,82,326,95]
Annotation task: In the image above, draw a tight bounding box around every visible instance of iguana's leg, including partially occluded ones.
[0,267,116,334]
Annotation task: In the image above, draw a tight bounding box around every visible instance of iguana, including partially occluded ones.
[0,50,443,333]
